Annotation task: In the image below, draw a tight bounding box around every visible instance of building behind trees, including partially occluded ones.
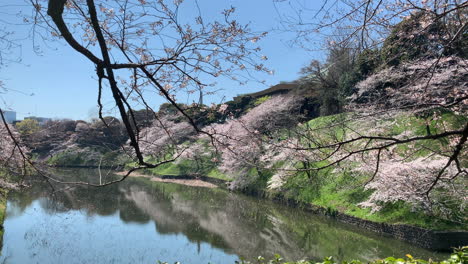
[2,111,16,124]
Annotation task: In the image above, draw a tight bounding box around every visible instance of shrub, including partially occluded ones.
[15,119,40,136]
[254,95,272,106]
[157,247,467,264]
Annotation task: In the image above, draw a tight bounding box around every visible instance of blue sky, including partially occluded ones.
[0,0,325,120]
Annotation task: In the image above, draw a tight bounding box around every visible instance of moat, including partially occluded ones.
[0,169,447,264]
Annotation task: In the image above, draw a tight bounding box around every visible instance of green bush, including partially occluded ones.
[254,96,272,106]
[157,247,467,264]
[16,119,40,136]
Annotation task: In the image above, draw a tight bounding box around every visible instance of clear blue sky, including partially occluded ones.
[0,0,325,120]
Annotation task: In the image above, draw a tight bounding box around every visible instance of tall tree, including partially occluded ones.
[272,0,468,203]
[10,0,270,184]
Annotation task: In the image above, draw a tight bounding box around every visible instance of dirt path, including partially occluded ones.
[115,171,218,188]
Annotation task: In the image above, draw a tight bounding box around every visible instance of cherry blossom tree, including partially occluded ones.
[203,94,303,188]
[269,0,468,205]
[0,0,465,202]
[275,0,467,52]
[0,111,30,183]
[0,24,20,68]
[0,0,271,185]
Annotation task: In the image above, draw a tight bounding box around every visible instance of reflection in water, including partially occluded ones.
[0,169,446,264]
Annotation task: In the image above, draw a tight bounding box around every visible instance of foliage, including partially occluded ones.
[20,118,128,159]
[275,0,467,60]
[298,3,467,115]
[0,122,29,177]
[354,49,381,77]
[138,117,196,159]
[280,167,463,230]
[381,11,468,67]
[24,0,272,171]
[0,187,6,246]
[157,247,468,264]
[299,43,365,116]
[222,107,466,230]
[47,147,128,168]
[225,95,255,118]
[80,117,127,148]
[143,141,231,181]
[128,109,156,130]
[349,56,467,112]
[254,96,272,107]
[15,119,40,136]
[238,247,468,264]
[203,94,303,189]
[183,105,227,127]
[135,82,465,230]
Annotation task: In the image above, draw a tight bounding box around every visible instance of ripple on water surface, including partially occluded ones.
[0,169,448,264]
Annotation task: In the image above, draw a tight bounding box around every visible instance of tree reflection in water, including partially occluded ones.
[1,169,446,264]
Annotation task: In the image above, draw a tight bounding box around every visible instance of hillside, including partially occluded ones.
[126,55,467,231]
[16,51,467,233]
[14,12,467,234]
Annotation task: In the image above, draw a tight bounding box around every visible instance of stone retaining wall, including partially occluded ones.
[334,210,467,250]
[270,194,467,251]
[154,175,468,250]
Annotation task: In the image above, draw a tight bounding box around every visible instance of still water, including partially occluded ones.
[0,169,446,264]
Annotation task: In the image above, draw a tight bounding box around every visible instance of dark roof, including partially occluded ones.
[234,82,298,100]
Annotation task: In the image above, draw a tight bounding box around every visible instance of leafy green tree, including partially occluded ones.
[299,42,363,116]
[16,119,40,137]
